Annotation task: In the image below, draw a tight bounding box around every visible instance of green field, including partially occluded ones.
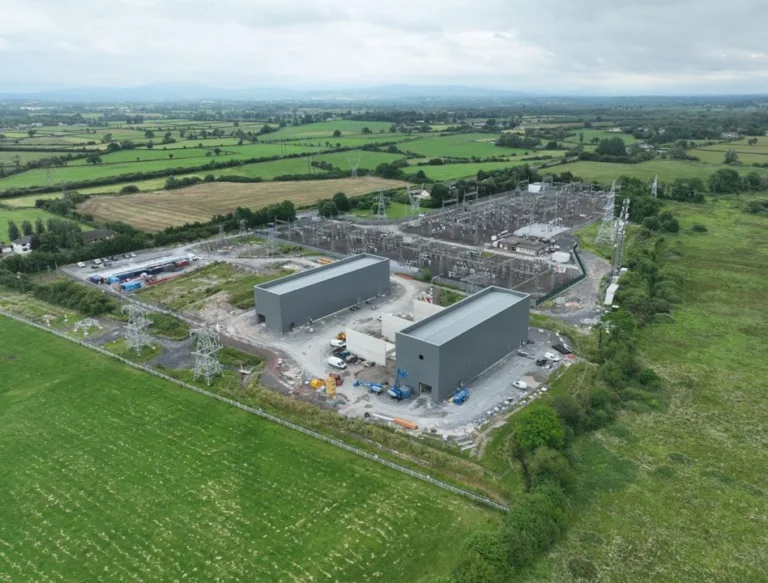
[403,158,542,181]
[691,148,768,166]
[515,197,768,582]
[349,201,421,219]
[562,128,640,145]
[545,159,768,183]
[400,133,516,159]
[2,192,62,208]
[0,316,495,582]
[261,120,392,140]
[0,207,90,239]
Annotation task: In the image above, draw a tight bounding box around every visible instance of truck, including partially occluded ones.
[174,259,190,269]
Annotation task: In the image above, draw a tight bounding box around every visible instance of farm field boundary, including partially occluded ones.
[0,309,509,513]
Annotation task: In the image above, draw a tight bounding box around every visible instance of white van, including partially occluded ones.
[328,356,347,370]
[544,352,562,362]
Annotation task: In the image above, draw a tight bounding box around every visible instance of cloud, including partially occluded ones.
[0,0,765,93]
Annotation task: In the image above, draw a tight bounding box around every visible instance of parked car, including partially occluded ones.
[544,351,562,362]
[330,339,346,348]
[552,343,572,355]
[512,380,528,390]
[130,252,137,258]
[536,358,548,366]
[328,356,347,370]
[123,254,131,259]
[93,258,102,265]
[77,261,86,268]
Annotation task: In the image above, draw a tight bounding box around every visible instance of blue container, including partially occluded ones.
[120,281,142,292]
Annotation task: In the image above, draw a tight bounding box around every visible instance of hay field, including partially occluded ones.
[77,176,408,230]
[0,316,496,582]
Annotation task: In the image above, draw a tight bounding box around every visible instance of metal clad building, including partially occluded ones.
[254,254,390,333]
[396,287,530,402]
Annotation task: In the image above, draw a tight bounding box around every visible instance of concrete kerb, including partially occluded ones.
[1,309,509,514]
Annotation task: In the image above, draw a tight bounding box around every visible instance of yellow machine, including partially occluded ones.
[310,378,325,390]
[335,331,346,341]
[325,374,337,399]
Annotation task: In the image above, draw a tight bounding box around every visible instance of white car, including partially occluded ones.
[512,380,528,390]
[544,352,562,362]
[328,356,347,370]
[330,339,346,348]
[77,262,86,268]
[93,258,102,265]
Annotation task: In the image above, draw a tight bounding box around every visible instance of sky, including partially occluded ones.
[1,0,767,95]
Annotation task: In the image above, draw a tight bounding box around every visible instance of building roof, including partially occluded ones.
[83,228,117,243]
[399,287,529,346]
[257,254,388,296]
[516,240,548,250]
[13,236,33,245]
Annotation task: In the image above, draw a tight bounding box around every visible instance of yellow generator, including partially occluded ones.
[325,374,337,399]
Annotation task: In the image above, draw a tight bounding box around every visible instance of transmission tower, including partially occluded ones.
[239,219,248,235]
[612,198,631,275]
[192,328,222,386]
[123,305,153,354]
[651,175,658,198]
[408,187,422,216]
[348,153,361,178]
[595,181,617,245]
[374,190,389,220]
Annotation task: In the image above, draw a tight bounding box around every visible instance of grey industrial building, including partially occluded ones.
[254,254,390,333]
[396,287,530,402]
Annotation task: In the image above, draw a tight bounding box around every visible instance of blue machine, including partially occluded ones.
[387,368,412,401]
[452,387,470,405]
[353,380,384,394]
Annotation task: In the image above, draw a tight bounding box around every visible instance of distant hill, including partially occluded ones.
[0,83,533,102]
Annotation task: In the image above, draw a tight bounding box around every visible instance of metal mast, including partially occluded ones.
[374,190,389,220]
[348,153,361,178]
[595,181,617,245]
[123,305,153,354]
[192,328,222,386]
[612,198,631,274]
[408,186,422,216]
[651,175,658,198]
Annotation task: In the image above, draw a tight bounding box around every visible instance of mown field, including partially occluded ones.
[0,316,496,582]
[400,132,518,159]
[77,177,408,230]
[514,197,768,582]
[561,129,640,145]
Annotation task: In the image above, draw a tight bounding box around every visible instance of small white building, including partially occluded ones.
[528,182,543,193]
[414,190,432,201]
[12,235,33,254]
[604,283,620,306]
[551,251,571,264]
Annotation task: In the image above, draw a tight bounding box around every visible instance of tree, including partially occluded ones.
[709,168,742,193]
[748,137,759,146]
[102,132,113,143]
[169,153,174,160]
[723,149,740,165]
[144,130,155,139]
[86,153,103,165]
[34,217,45,236]
[451,532,510,583]
[528,446,576,491]
[317,200,338,217]
[333,129,342,137]
[7,220,20,242]
[513,405,565,452]
[21,220,33,237]
[27,129,37,138]
[551,394,584,434]
[595,137,627,156]
[361,127,372,134]
[214,147,222,156]
[119,185,140,194]
[106,142,121,152]
[146,140,154,150]
[579,132,584,143]
[332,192,350,212]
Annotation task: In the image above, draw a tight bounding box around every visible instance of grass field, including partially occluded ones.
[260,120,392,140]
[2,192,63,208]
[348,201,422,219]
[544,159,768,183]
[402,158,541,181]
[0,316,496,582]
[690,148,768,166]
[562,129,640,145]
[515,197,768,582]
[399,133,513,159]
[0,207,90,239]
[77,177,408,230]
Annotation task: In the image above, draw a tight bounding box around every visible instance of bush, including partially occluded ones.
[551,394,585,434]
[513,404,566,452]
[691,223,708,232]
[528,446,577,491]
[451,532,510,583]
[119,184,140,194]
[147,312,189,340]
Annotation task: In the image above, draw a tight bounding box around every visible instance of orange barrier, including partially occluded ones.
[393,417,418,430]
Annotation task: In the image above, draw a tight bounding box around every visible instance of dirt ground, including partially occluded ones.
[77,176,408,231]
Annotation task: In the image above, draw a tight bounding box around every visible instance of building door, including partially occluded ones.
[419,383,432,395]
[257,314,266,324]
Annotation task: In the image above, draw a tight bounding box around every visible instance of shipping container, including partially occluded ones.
[120,281,142,292]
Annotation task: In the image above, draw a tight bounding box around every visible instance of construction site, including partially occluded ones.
[63,180,616,442]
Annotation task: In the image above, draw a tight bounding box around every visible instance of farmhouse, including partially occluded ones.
[12,235,33,254]
[396,287,531,402]
[254,254,390,333]
[83,228,117,244]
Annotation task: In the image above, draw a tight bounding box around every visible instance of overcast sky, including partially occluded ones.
[1,0,767,94]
